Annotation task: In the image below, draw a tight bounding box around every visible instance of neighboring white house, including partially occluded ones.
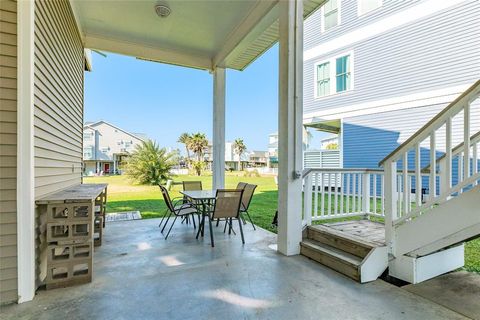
[83,121,146,175]
[204,141,250,171]
[303,0,480,171]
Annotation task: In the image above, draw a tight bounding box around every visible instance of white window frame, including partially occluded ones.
[358,0,382,16]
[321,0,342,33]
[314,51,354,100]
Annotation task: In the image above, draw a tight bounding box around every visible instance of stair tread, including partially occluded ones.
[301,239,363,267]
[308,224,381,249]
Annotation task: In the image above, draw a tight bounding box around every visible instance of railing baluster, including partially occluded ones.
[358,174,363,212]
[327,173,332,216]
[397,174,402,217]
[403,152,409,214]
[346,174,350,213]
[373,174,377,214]
[334,173,338,215]
[320,173,325,217]
[473,143,478,186]
[340,173,344,214]
[444,117,452,191]
[415,143,422,207]
[313,173,319,219]
[464,103,470,180]
[352,174,356,213]
[429,132,436,200]
[381,174,385,216]
[303,173,312,226]
[458,152,463,193]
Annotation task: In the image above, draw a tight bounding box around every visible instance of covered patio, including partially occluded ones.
[1,219,466,319]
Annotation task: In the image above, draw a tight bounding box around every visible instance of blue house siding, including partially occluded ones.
[343,101,480,193]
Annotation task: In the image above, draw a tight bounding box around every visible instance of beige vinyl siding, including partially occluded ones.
[34,0,84,286]
[34,0,83,199]
[0,0,18,305]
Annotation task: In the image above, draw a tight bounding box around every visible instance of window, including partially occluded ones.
[358,0,382,16]
[316,62,330,97]
[100,147,109,153]
[323,0,340,31]
[83,132,93,140]
[336,55,351,92]
[83,147,93,159]
[314,52,353,98]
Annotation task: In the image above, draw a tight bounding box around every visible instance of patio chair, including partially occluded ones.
[182,180,202,191]
[239,183,257,230]
[159,185,199,240]
[198,189,245,247]
[182,180,203,224]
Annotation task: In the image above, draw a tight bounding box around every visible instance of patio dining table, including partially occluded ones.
[180,190,216,242]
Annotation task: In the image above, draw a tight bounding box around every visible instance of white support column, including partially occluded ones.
[17,0,36,303]
[277,0,303,256]
[212,67,226,190]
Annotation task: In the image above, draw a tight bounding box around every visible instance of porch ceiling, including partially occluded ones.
[70,0,325,71]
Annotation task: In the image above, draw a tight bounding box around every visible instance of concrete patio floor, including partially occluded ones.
[1,218,468,320]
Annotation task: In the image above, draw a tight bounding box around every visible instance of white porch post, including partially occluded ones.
[277,0,303,256]
[17,0,36,303]
[212,67,226,189]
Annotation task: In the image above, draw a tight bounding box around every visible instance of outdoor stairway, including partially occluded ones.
[300,221,388,283]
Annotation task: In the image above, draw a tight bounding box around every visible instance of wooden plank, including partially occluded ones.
[36,184,108,204]
[307,226,372,258]
[301,240,361,281]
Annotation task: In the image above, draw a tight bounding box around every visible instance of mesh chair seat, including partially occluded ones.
[197,189,245,247]
[159,185,199,239]
[235,182,257,229]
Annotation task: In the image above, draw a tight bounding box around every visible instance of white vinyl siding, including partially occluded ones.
[322,0,340,31]
[358,0,382,16]
[34,0,84,287]
[0,0,18,305]
[304,1,480,116]
[34,0,84,199]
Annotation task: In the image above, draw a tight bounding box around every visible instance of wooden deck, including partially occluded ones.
[311,220,386,247]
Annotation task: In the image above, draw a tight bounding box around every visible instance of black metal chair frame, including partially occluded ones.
[158,185,199,240]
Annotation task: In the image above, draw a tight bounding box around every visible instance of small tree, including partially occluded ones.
[325,143,338,150]
[232,138,247,171]
[188,132,209,175]
[125,140,175,186]
[177,133,191,168]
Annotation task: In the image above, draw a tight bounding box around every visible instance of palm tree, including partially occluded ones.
[177,132,191,167]
[232,138,247,171]
[188,132,209,175]
[125,140,175,186]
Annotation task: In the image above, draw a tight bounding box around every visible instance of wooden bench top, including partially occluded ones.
[36,183,108,204]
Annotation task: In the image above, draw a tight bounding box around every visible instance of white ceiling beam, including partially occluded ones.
[213,0,278,69]
[84,34,213,71]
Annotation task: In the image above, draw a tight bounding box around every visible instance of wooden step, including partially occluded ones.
[300,239,362,281]
[307,225,375,259]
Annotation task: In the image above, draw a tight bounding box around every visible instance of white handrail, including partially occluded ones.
[379,80,480,166]
[393,172,480,226]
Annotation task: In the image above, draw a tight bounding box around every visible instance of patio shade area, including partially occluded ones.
[1,219,467,320]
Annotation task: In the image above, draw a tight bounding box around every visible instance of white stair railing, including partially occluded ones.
[379,80,480,257]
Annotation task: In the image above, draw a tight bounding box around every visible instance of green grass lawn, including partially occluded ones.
[84,173,479,273]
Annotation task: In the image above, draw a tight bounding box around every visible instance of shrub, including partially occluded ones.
[125,140,175,186]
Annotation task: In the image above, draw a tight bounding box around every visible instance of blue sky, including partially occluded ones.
[85,44,279,152]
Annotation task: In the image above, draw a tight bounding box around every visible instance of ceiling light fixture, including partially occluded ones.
[155,4,171,18]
